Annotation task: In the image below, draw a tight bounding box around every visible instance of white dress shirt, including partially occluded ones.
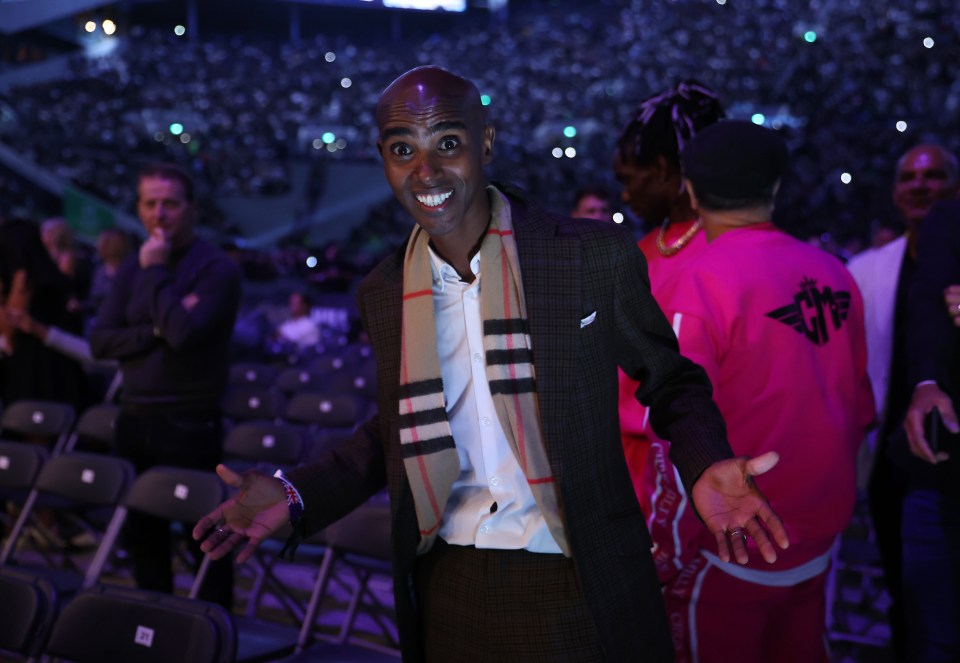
[428,245,562,554]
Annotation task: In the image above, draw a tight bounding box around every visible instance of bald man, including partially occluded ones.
[847,143,959,660]
[193,66,788,662]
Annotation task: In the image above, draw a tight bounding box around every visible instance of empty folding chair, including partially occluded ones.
[0,400,76,454]
[306,354,350,375]
[221,387,286,423]
[0,440,49,533]
[274,367,330,395]
[62,402,120,454]
[45,584,236,663]
[229,363,281,390]
[0,566,59,662]
[223,422,305,471]
[0,452,136,596]
[325,363,377,404]
[283,392,362,432]
[296,495,398,655]
[86,466,302,662]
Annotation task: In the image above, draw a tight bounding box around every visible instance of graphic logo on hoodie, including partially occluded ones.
[765,277,851,346]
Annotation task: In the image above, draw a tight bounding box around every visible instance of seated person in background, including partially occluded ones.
[569,185,612,221]
[276,290,320,351]
[90,227,133,311]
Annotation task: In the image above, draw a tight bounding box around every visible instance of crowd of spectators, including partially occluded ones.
[1,0,958,255]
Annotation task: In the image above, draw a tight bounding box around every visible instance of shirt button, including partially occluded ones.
[490,476,500,487]
[473,352,483,363]
[479,524,490,534]
[481,416,491,426]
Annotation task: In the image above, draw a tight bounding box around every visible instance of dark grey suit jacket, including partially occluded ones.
[909,199,960,487]
[287,189,732,661]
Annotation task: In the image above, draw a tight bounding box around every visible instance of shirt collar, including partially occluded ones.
[427,243,481,293]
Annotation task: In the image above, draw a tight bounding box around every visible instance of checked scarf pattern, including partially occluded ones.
[398,187,570,556]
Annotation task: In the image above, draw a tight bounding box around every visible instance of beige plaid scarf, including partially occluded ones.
[398,187,570,556]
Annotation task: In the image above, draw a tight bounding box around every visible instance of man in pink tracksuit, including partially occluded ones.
[647,120,875,662]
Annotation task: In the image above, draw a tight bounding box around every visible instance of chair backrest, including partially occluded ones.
[0,439,48,491]
[274,367,329,395]
[0,566,59,659]
[322,497,392,560]
[0,400,76,452]
[67,403,120,452]
[123,466,227,524]
[45,584,237,663]
[229,362,281,389]
[283,392,361,429]
[220,387,286,422]
[34,452,136,506]
[223,422,304,467]
[0,452,136,566]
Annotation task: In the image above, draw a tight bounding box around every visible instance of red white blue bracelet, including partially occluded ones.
[273,469,304,559]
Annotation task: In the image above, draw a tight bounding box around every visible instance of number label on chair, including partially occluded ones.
[319,400,332,413]
[262,435,276,449]
[31,411,45,424]
[174,484,190,500]
[81,469,96,484]
[0,455,8,470]
[134,625,155,647]
[248,397,261,408]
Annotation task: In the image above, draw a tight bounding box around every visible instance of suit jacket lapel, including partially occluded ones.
[512,202,581,481]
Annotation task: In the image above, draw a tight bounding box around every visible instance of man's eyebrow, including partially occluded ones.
[381,126,412,140]
[429,121,468,135]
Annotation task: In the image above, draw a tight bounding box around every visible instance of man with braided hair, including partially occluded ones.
[613,80,725,516]
[194,66,790,662]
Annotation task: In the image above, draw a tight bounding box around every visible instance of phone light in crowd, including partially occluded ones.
[340,78,352,89]
[325,52,336,62]
[923,37,935,49]
[84,21,97,33]
[564,147,577,158]
[840,172,852,184]
[563,126,577,138]
[612,212,625,224]
[179,133,191,144]
[102,20,117,36]
[552,147,563,158]
[321,132,336,144]
[803,31,817,43]
[169,123,184,136]
[335,138,347,149]
[312,139,323,149]
[751,113,765,125]
[716,0,726,5]
[896,121,908,132]
[174,25,186,36]
[480,94,491,107]
[306,256,318,269]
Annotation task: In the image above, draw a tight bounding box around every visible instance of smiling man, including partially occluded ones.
[194,66,789,662]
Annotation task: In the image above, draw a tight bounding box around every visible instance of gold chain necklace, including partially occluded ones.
[656,219,703,257]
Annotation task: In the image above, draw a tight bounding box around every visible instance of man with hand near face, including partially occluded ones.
[91,162,241,609]
[193,67,789,662]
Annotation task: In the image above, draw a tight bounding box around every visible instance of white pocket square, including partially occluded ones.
[580,311,597,328]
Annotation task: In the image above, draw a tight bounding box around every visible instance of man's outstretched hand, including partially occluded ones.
[192,464,290,564]
[691,451,790,565]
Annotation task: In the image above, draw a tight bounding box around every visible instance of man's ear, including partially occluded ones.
[482,125,496,165]
[655,154,674,182]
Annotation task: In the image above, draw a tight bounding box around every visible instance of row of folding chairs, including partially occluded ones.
[0,437,398,661]
[228,361,377,404]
